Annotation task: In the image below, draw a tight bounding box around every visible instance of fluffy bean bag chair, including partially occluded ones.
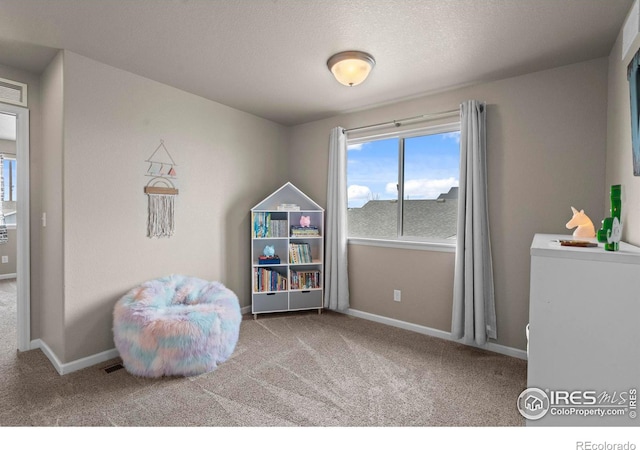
[113,274,241,377]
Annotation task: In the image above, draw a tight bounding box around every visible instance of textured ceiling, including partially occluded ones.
[0,0,633,126]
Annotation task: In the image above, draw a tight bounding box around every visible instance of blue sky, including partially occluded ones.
[347,131,460,208]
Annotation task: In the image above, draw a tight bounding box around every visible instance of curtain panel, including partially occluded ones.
[451,100,496,345]
[324,127,350,311]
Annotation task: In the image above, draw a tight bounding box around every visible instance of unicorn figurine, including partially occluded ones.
[566,206,596,238]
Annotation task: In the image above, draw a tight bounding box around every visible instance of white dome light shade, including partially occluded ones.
[327,51,375,87]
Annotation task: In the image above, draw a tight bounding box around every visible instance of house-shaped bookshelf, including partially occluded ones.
[250,182,324,319]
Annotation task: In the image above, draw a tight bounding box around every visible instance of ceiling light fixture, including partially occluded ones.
[327,51,376,87]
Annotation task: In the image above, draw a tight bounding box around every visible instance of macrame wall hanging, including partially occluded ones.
[144,140,179,238]
[0,154,7,244]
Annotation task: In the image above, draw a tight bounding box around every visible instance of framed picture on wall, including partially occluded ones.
[627,48,640,176]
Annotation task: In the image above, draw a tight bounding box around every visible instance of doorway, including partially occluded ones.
[0,105,30,352]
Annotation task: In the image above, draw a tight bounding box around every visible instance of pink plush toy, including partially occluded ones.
[300,216,311,227]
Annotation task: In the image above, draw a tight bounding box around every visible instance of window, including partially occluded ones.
[2,156,16,201]
[347,124,460,243]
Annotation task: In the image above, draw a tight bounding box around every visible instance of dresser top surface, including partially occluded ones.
[531,233,640,264]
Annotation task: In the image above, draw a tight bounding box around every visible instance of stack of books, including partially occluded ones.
[254,267,287,292]
[290,225,320,237]
[252,213,288,238]
[277,203,300,211]
[270,220,288,237]
[290,270,321,290]
[258,255,281,265]
[289,243,312,264]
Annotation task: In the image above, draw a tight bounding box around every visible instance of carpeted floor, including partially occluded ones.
[0,279,527,426]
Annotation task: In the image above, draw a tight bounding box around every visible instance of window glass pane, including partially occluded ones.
[3,158,16,202]
[402,132,460,239]
[347,138,398,239]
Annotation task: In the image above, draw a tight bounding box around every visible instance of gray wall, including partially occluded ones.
[606,14,640,246]
[0,229,17,276]
[288,58,609,351]
[59,51,289,362]
[0,46,614,360]
[40,51,65,359]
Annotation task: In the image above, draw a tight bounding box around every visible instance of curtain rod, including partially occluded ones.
[343,108,460,134]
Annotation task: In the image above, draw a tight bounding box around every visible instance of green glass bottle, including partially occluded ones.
[601,185,622,251]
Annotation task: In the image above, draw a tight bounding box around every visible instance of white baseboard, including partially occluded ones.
[30,305,525,376]
[30,339,120,375]
[343,308,528,361]
[0,273,17,280]
[32,304,251,375]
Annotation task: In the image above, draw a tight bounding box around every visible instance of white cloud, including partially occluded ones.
[442,131,460,144]
[347,143,364,151]
[348,184,372,201]
[348,184,374,208]
[386,177,458,199]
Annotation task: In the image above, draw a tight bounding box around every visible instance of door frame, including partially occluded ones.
[1,103,30,351]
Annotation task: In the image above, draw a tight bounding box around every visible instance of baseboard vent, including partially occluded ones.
[103,363,124,374]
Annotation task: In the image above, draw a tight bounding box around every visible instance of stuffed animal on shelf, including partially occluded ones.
[263,245,275,257]
[300,216,311,227]
[566,206,596,238]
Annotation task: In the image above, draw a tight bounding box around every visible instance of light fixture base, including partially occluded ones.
[327,50,376,87]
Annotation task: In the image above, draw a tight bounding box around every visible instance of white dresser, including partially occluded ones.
[527,234,640,426]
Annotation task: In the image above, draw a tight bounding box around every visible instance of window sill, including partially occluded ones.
[347,237,456,253]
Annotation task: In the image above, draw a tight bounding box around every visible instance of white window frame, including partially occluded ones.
[347,122,460,253]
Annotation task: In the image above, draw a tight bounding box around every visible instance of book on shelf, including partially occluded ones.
[258,255,281,265]
[290,225,320,237]
[252,212,270,238]
[254,267,287,292]
[271,219,288,237]
[252,213,287,238]
[290,270,321,290]
[289,243,312,264]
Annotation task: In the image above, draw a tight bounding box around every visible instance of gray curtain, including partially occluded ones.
[451,100,496,345]
[324,126,350,310]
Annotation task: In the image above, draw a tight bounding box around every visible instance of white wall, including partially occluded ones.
[288,58,609,351]
[59,51,289,362]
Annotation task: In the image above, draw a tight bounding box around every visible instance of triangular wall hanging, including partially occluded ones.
[144,140,179,238]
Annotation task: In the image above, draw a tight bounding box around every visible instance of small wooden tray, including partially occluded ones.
[559,240,598,247]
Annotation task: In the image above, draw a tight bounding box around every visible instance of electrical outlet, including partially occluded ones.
[393,289,401,302]
[1,256,7,264]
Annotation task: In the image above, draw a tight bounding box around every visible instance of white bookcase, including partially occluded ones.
[251,182,324,319]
